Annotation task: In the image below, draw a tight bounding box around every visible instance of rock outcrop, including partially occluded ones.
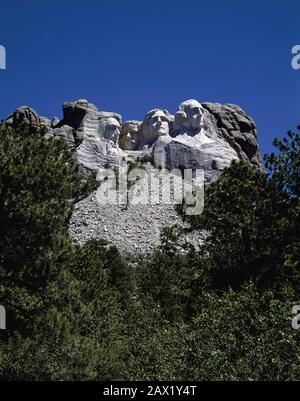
[5,106,42,129]
[4,98,261,179]
[202,102,261,166]
[5,99,125,172]
[3,98,262,256]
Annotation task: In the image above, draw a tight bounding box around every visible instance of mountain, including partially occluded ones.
[4,98,261,256]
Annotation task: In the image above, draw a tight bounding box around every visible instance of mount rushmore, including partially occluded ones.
[3,99,261,256]
[4,98,261,180]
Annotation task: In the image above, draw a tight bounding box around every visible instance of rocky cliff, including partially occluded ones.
[3,98,261,256]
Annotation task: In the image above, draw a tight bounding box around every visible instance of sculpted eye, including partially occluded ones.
[191,107,201,114]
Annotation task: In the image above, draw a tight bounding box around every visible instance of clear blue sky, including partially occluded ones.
[0,0,299,156]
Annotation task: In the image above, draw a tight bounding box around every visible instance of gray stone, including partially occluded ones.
[3,98,261,185]
[51,117,60,128]
[75,137,122,171]
[5,106,41,129]
[39,116,51,128]
[139,109,174,149]
[47,125,75,148]
[60,99,100,145]
[149,99,240,182]
[97,111,122,144]
[151,135,238,183]
[62,99,98,130]
[119,120,141,150]
[202,102,261,166]
[69,165,207,259]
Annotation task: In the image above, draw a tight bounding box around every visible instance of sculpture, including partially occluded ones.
[98,112,122,145]
[3,98,261,182]
[174,99,204,132]
[139,109,173,148]
[173,99,215,146]
[118,120,141,151]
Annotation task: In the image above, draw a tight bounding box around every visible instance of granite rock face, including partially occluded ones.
[202,102,261,166]
[4,98,261,179]
[139,109,174,149]
[5,106,41,129]
[119,120,141,150]
[3,98,262,255]
[5,99,124,172]
[45,125,75,148]
[148,100,242,182]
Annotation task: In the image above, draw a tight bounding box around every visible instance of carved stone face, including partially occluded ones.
[140,109,172,148]
[175,99,204,130]
[99,117,121,144]
[119,121,141,150]
[148,110,170,137]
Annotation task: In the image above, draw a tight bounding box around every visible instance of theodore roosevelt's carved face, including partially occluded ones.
[119,121,141,150]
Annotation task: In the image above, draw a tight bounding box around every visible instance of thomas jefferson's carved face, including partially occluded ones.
[148,110,170,137]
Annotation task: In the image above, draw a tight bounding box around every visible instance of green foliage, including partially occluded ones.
[264,127,300,198]
[0,124,125,379]
[0,123,90,287]
[0,123,299,380]
[185,283,300,380]
[263,128,300,277]
[138,225,205,321]
[179,158,299,290]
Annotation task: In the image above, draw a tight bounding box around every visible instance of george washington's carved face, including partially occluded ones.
[175,99,204,130]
